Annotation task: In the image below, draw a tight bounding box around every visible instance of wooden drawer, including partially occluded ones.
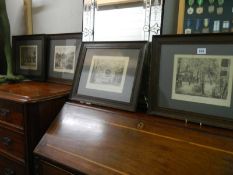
[0,155,25,175]
[0,127,24,160]
[0,100,24,130]
[39,160,74,175]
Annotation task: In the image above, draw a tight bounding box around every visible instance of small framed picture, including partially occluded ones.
[71,42,148,111]
[148,34,233,129]
[47,33,82,84]
[13,35,46,81]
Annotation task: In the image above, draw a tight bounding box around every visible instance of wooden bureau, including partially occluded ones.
[34,102,233,175]
[0,81,71,175]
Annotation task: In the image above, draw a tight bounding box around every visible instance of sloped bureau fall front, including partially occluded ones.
[34,103,233,175]
[0,81,71,175]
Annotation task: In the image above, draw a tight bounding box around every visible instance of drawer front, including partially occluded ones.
[0,155,25,175]
[0,127,24,160]
[39,160,74,175]
[0,100,24,130]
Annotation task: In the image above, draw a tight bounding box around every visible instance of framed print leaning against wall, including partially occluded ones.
[47,33,82,84]
[13,35,46,81]
[148,34,233,129]
[71,41,148,111]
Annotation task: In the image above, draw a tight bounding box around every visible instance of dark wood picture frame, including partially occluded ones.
[46,33,82,85]
[13,34,46,81]
[148,34,233,129]
[177,0,233,34]
[71,41,148,111]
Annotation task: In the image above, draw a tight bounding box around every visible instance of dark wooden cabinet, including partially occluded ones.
[0,81,71,175]
[0,155,24,175]
[34,102,233,175]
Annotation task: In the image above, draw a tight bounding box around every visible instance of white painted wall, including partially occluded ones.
[32,0,83,34]
[5,0,83,36]
[6,0,26,36]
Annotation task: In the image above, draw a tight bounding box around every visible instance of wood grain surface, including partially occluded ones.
[34,102,233,175]
[0,81,71,102]
[0,81,71,175]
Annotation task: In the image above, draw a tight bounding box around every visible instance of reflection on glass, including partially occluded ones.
[94,1,145,41]
[83,0,163,41]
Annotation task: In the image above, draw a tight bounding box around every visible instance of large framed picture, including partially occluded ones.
[148,34,233,129]
[177,0,233,34]
[71,42,148,111]
[13,35,46,81]
[47,33,82,84]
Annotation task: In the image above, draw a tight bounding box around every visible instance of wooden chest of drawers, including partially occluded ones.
[0,81,71,175]
[34,103,233,175]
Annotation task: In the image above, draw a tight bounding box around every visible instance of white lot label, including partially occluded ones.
[197,48,206,55]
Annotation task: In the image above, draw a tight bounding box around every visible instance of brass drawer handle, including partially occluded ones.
[1,137,12,146]
[3,168,15,175]
[0,108,10,117]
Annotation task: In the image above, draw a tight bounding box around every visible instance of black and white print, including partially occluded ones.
[172,54,233,107]
[20,45,37,70]
[54,46,76,73]
[86,56,129,93]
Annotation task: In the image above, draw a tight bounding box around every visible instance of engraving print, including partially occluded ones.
[86,55,129,93]
[20,45,38,70]
[54,46,76,73]
[172,54,233,107]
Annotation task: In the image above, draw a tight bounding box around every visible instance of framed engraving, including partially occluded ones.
[148,34,233,129]
[13,35,46,81]
[47,33,82,84]
[71,41,148,111]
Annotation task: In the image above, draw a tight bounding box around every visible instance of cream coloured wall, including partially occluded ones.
[32,0,83,34]
[6,0,26,36]
[6,0,83,36]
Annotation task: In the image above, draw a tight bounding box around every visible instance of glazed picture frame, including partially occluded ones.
[148,34,233,129]
[71,41,148,111]
[13,35,46,81]
[47,33,82,84]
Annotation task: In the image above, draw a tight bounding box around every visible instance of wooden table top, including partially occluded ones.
[34,102,233,175]
[0,81,71,103]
